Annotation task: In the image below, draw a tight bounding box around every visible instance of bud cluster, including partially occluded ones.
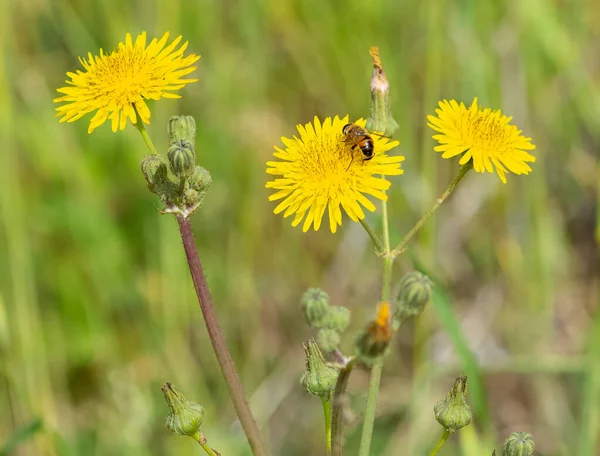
[141,115,211,217]
[301,288,351,353]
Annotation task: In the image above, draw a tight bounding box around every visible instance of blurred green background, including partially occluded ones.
[1,0,599,454]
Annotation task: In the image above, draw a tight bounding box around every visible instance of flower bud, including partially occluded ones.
[395,271,433,324]
[501,432,535,456]
[301,288,331,329]
[355,302,393,365]
[162,382,205,439]
[168,139,196,180]
[365,47,399,137]
[322,306,351,333]
[317,329,342,353]
[141,154,169,193]
[433,375,472,432]
[189,166,212,193]
[168,115,196,145]
[301,339,338,400]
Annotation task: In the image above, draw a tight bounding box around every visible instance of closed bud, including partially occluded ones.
[317,329,342,353]
[355,302,393,366]
[168,139,196,179]
[501,432,535,456]
[301,288,331,329]
[434,375,472,432]
[168,115,196,145]
[365,47,399,137]
[301,339,338,400]
[141,155,169,193]
[189,166,212,193]
[395,271,433,324]
[322,306,351,333]
[162,382,205,439]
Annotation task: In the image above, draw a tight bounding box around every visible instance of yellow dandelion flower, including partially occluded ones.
[54,32,200,134]
[427,98,536,183]
[266,116,403,233]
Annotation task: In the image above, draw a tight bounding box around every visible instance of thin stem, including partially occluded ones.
[194,432,220,456]
[358,362,383,456]
[393,162,472,255]
[177,216,268,456]
[331,360,355,456]
[133,115,159,156]
[322,398,332,456]
[358,191,393,456]
[359,218,384,253]
[429,429,451,456]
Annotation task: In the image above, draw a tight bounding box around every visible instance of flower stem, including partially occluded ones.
[331,360,355,456]
[194,432,220,456]
[358,190,394,456]
[133,126,267,456]
[177,215,268,456]
[429,429,452,456]
[359,218,384,253]
[393,162,472,255]
[133,115,159,156]
[322,398,332,456]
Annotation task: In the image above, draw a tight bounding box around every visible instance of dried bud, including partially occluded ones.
[501,432,535,456]
[301,288,331,329]
[168,115,196,145]
[301,339,338,400]
[355,302,393,365]
[322,306,351,333]
[395,271,433,324]
[317,329,342,353]
[434,375,472,432]
[162,382,205,439]
[141,154,169,193]
[168,139,196,179]
[365,47,399,137]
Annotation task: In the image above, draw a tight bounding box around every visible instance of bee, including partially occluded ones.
[342,123,375,161]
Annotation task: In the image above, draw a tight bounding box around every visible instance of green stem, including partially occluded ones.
[134,127,268,456]
[358,190,394,456]
[322,398,332,456]
[133,113,159,156]
[359,218,384,253]
[331,360,355,456]
[194,432,220,456]
[393,162,472,255]
[429,429,451,456]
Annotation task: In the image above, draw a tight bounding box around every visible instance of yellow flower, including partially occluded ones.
[54,32,200,134]
[427,98,536,183]
[266,116,403,233]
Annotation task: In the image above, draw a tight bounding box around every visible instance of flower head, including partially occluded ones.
[427,98,536,183]
[54,32,200,134]
[266,116,403,233]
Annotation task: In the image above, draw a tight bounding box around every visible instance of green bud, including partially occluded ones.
[162,382,205,439]
[395,271,433,324]
[355,302,392,366]
[501,432,535,456]
[168,115,196,145]
[301,288,330,329]
[168,139,196,179]
[141,155,169,194]
[433,375,472,432]
[301,339,338,400]
[189,166,213,193]
[322,306,351,333]
[317,329,341,353]
[365,47,399,137]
